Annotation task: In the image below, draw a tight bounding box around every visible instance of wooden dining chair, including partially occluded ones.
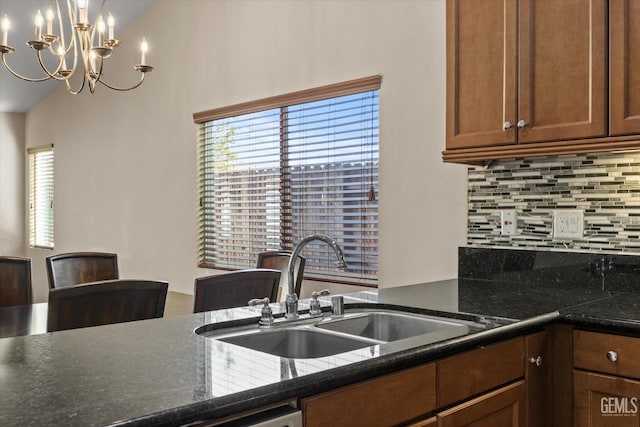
[47,279,168,332]
[0,256,33,307]
[46,252,119,289]
[256,251,306,299]
[193,269,280,313]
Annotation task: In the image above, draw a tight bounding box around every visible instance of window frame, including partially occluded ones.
[193,76,381,285]
[27,144,55,249]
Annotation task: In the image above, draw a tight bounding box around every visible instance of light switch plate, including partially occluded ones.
[553,209,584,239]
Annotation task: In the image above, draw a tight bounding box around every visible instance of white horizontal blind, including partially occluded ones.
[286,92,378,282]
[197,79,379,284]
[28,145,54,249]
[198,110,282,269]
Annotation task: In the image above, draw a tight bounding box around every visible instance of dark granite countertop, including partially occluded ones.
[1,277,639,426]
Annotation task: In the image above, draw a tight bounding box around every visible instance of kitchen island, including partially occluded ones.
[2,269,640,426]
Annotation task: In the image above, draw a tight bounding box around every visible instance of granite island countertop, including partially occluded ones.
[2,277,640,427]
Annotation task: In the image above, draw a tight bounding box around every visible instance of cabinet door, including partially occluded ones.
[611,0,640,135]
[438,381,526,427]
[525,331,552,427]
[446,0,518,149]
[574,370,640,427]
[301,363,436,427]
[518,0,607,143]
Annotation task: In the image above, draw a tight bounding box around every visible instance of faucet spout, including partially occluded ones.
[285,234,347,319]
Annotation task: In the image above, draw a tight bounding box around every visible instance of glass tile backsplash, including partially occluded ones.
[467,152,640,253]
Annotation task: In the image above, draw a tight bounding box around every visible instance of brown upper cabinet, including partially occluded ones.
[444,0,640,164]
[611,0,640,136]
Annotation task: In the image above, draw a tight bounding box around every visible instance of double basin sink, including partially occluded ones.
[196,308,491,359]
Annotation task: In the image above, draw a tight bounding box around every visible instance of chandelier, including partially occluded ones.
[0,0,152,94]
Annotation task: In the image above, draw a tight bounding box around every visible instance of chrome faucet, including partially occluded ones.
[285,234,347,319]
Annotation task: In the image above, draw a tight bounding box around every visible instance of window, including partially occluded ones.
[194,76,380,284]
[28,144,54,249]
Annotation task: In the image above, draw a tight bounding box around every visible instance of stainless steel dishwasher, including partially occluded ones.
[212,405,302,427]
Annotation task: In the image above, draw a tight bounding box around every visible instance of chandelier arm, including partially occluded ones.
[66,26,81,77]
[93,56,105,82]
[63,72,87,95]
[59,42,79,80]
[97,72,147,91]
[35,50,67,80]
[48,0,71,59]
[1,53,53,82]
[47,42,59,56]
[66,0,75,23]
[63,0,77,58]
[58,1,67,47]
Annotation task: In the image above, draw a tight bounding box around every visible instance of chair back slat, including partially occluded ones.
[47,279,167,332]
[46,252,119,289]
[193,269,280,313]
[0,256,32,307]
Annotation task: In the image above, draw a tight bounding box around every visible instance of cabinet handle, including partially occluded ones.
[607,351,618,362]
[503,121,513,130]
[517,120,528,129]
[529,356,543,367]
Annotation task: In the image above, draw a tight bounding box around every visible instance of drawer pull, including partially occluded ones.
[529,356,543,367]
[503,121,513,130]
[606,351,618,362]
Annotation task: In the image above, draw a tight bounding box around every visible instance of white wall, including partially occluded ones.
[23,0,467,302]
[0,112,26,256]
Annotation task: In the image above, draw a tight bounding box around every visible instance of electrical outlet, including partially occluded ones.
[501,210,517,236]
[553,209,584,239]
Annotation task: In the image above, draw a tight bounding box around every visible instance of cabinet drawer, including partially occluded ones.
[301,363,436,427]
[437,337,524,407]
[574,330,640,379]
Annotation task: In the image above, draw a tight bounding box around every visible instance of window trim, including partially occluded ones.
[193,75,381,123]
[27,144,55,250]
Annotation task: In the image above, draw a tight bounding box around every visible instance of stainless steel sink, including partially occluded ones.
[196,308,482,359]
[315,311,469,342]
[216,328,376,358]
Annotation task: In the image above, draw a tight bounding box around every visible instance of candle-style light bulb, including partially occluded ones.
[107,13,115,40]
[140,37,148,65]
[97,15,105,46]
[1,15,9,46]
[45,7,54,35]
[57,45,68,70]
[77,0,89,24]
[35,10,43,40]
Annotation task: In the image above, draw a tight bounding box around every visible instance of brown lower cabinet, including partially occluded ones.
[301,336,537,427]
[300,327,640,426]
[573,330,640,427]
